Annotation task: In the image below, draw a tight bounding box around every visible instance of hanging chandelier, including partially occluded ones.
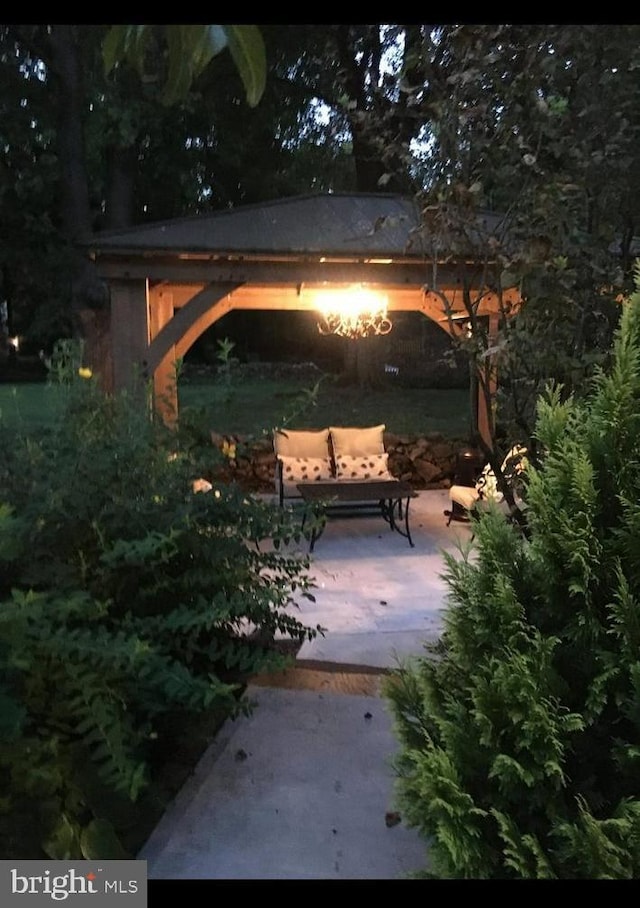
[315,286,392,339]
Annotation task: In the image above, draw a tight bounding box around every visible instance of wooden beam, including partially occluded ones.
[143,282,240,379]
[95,258,454,286]
[109,279,150,395]
[109,269,522,439]
[166,284,520,316]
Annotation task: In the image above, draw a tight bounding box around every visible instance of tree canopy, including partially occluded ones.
[1,23,639,429]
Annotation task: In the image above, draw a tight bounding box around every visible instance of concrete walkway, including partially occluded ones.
[138,489,472,880]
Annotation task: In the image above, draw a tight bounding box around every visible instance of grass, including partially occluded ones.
[0,382,67,431]
[0,375,472,438]
[179,374,471,438]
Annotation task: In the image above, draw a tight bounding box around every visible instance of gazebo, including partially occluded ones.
[83,192,522,445]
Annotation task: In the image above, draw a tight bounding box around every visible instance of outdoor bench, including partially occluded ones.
[273,424,393,506]
[273,424,416,549]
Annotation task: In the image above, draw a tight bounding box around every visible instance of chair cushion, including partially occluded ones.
[278,455,334,484]
[329,424,385,457]
[449,484,480,509]
[335,452,392,481]
[273,428,330,459]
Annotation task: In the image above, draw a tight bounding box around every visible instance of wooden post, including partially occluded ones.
[148,287,177,426]
[109,279,150,398]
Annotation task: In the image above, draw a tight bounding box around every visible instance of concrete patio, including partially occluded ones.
[138,488,473,880]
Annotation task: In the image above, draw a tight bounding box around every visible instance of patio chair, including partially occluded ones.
[445,444,528,525]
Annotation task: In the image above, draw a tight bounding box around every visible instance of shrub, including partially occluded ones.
[384,271,640,879]
[0,355,320,858]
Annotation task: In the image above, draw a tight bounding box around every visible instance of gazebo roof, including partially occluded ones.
[84,192,504,262]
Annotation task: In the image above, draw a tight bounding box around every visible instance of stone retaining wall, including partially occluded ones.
[209,430,468,493]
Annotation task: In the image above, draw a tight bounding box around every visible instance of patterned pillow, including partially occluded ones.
[278,456,333,483]
[335,453,392,481]
[475,463,501,501]
[475,446,528,502]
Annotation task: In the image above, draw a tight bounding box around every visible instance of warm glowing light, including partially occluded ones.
[8,336,19,351]
[315,287,392,339]
[192,478,213,494]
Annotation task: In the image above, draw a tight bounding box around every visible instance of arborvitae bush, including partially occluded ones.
[0,354,320,858]
[384,272,640,879]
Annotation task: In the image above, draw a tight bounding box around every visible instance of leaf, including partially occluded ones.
[199,25,229,65]
[102,24,265,109]
[102,25,149,77]
[42,813,81,860]
[163,28,195,105]
[0,690,26,740]
[81,818,131,860]
[224,25,266,108]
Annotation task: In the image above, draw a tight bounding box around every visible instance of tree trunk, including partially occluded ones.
[47,25,112,384]
[48,26,92,241]
[105,145,137,230]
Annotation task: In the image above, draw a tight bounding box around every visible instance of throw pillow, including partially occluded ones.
[273,428,330,459]
[278,456,334,483]
[335,453,392,481]
[329,424,385,458]
[475,463,501,501]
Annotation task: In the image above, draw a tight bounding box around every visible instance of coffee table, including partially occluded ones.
[296,479,416,552]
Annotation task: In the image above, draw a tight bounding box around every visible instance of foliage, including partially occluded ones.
[263,24,423,194]
[383,273,640,878]
[0,348,320,858]
[103,25,266,108]
[402,26,640,449]
[4,23,640,446]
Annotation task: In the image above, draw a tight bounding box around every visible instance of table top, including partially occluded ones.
[296,479,414,502]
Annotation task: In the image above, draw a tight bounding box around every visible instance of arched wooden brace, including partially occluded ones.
[112,279,519,442]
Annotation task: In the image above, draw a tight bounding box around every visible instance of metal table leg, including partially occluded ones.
[380,496,414,547]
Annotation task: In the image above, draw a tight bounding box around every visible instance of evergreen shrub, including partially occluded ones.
[384,273,640,879]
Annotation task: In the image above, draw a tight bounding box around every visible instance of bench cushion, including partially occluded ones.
[273,428,331,459]
[329,424,385,457]
[335,452,392,481]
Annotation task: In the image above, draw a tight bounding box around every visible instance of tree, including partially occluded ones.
[4,23,640,402]
[384,268,640,879]
[262,24,428,194]
[383,25,640,497]
[0,25,269,379]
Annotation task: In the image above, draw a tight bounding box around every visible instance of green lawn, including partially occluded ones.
[0,378,471,438]
[0,382,67,431]
[179,376,471,437]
